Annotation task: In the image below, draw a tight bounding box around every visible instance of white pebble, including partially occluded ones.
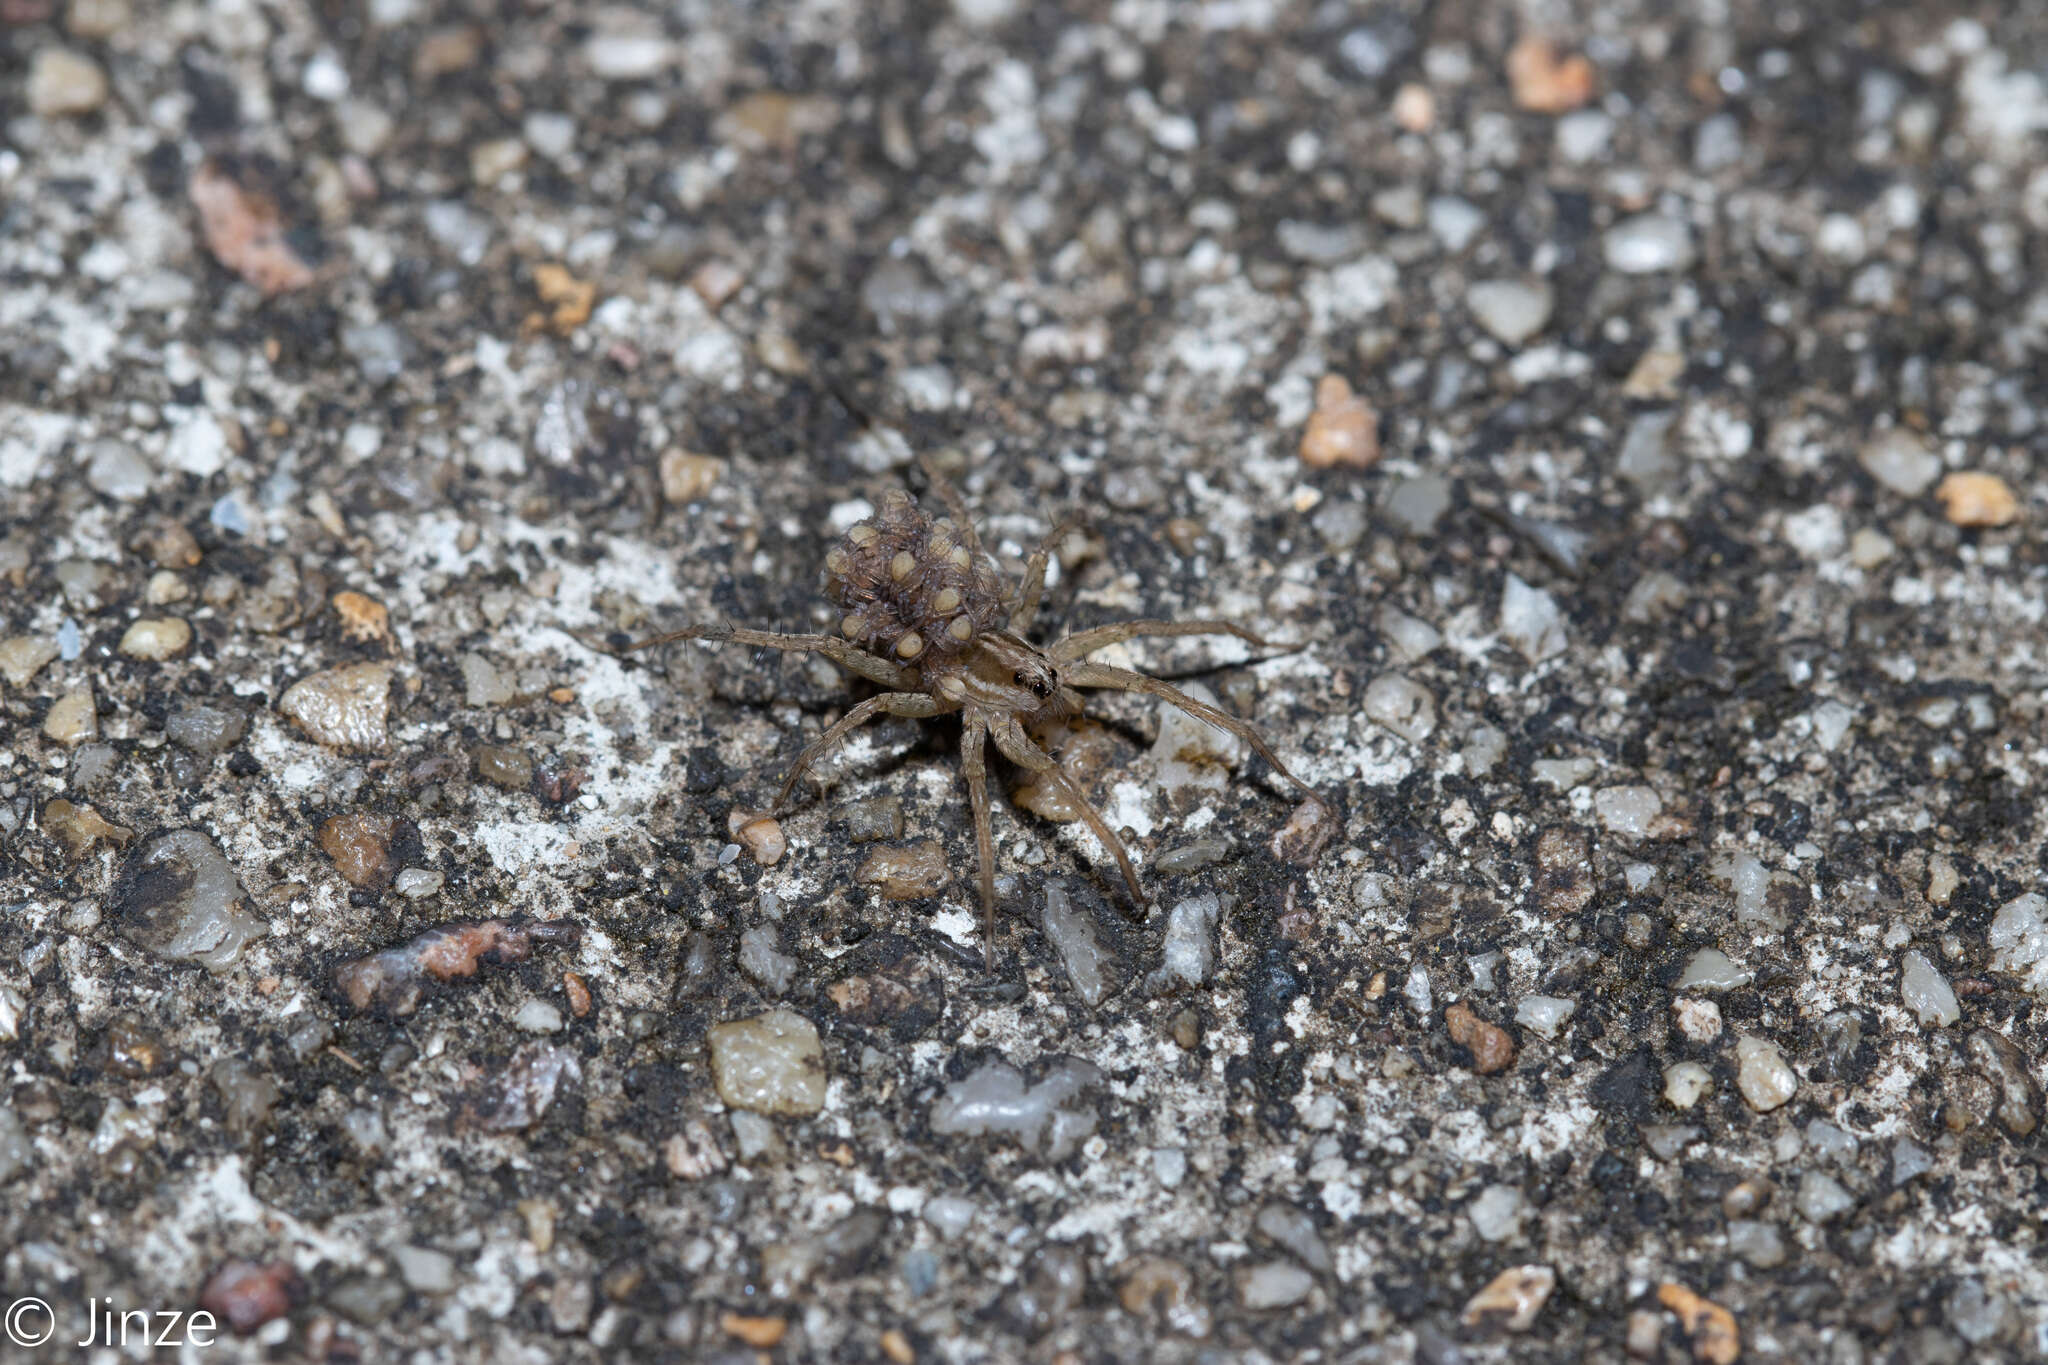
[1362,673,1436,744]
[1859,428,1943,497]
[1676,948,1752,991]
[1900,949,1961,1026]
[1466,1184,1526,1242]
[1593,785,1664,837]
[1499,574,1567,663]
[1734,1034,1797,1111]
[1663,1061,1712,1109]
[1604,214,1696,274]
[513,1000,564,1033]
[1514,995,1575,1039]
[1465,280,1554,347]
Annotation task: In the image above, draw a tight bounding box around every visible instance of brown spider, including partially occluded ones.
[624,472,1321,969]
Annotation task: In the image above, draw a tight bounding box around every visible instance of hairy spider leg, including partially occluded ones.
[621,623,918,690]
[988,712,1148,915]
[1061,660,1319,802]
[771,692,946,813]
[1050,617,1277,663]
[916,457,989,561]
[1007,513,1084,636]
[959,712,998,970]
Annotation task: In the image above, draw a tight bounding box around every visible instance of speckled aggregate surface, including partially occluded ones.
[4,2,2048,1362]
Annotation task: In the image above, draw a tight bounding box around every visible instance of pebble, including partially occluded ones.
[319,812,399,889]
[1795,1171,1854,1223]
[1253,1201,1332,1274]
[707,1009,827,1116]
[1155,838,1227,875]
[1725,1219,1785,1269]
[1603,214,1696,274]
[1506,35,1594,113]
[385,869,440,903]
[473,745,534,790]
[1935,471,2019,527]
[1662,1059,1714,1109]
[857,840,947,898]
[738,925,797,995]
[0,985,22,1043]
[470,136,527,187]
[1461,1264,1555,1332]
[1426,196,1485,252]
[1677,948,1751,991]
[43,687,97,745]
[86,439,153,500]
[29,48,108,117]
[1514,995,1575,1038]
[585,31,675,80]
[1966,1029,2040,1137]
[1377,606,1442,661]
[109,828,265,969]
[1158,892,1223,988]
[1891,1137,1934,1186]
[1236,1262,1313,1310]
[513,999,564,1033]
[1277,220,1368,265]
[1381,473,1453,536]
[1693,113,1743,171]
[1362,673,1436,744]
[42,799,131,857]
[1988,893,2048,992]
[1465,280,1554,347]
[1657,1283,1739,1365]
[1859,428,1943,496]
[1555,109,1614,164]
[1617,410,1680,492]
[199,1261,301,1334]
[1900,949,1961,1026]
[392,1245,457,1294]
[658,450,724,504]
[730,812,787,867]
[1042,885,1116,1006]
[1733,1034,1798,1111]
[1118,1256,1211,1338]
[1298,375,1381,469]
[1499,574,1567,663]
[1671,998,1722,1044]
[64,0,130,39]
[1445,1002,1516,1073]
[280,662,394,751]
[332,591,390,644]
[1151,680,1245,791]
[0,636,58,688]
[119,617,192,661]
[1466,1183,1526,1241]
[928,1056,1101,1160]
[923,1196,976,1240]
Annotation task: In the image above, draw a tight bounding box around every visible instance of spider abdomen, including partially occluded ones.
[822,490,1007,662]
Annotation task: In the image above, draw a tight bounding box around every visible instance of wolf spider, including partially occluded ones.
[624,472,1321,969]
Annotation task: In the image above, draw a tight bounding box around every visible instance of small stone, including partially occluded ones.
[1499,574,1567,663]
[1726,1220,1785,1269]
[720,1314,787,1348]
[1236,1262,1314,1310]
[166,703,248,755]
[1671,997,1722,1044]
[1966,1028,2041,1138]
[1515,995,1575,1038]
[470,136,528,187]
[29,48,109,117]
[1604,215,1696,274]
[1445,1002,1516,1074]
[1533,826,1594,916]
[843,797,904,843]
[1900,949,1961,1027]
[392,1245,456,1295]
[109,828,266,969]
[64,0,131,39]
[1042,884,1116,1006]
[1734,1034,1798,1111]
[462,653,515,706]
[0,636,58,688]
[199,1261,301,1335]
[928,1056,1101,1160]
[1656,1283,1739,1365]
[658,450,724,504]
[707,1009,827,1116]
[1118,1256,1211,1338]
[1159,893,1223,988]
[1465,280,1554,347]
[394,868,443,899]
[1377,606,1442,661]
[1427,195,1486,251]
[42,798,132,857]
[1381,473,1453,536]
[513,999,564,1033]
[1935,471,2019,527]
[1462,1264,1556,1332]
[279,662,394,751]
[730,812,787,866]
[1595,785,1674,838]
[1663,1061,1712,1109]
[189,160,317,296]
[690,260,746,310]
[738,925,797,994]
[1859,428,1943,496]
[85,439,153,500]
[1298,375,1381,469]
[1677,948,1752,991]
[1795,1170,1854,1223]
[1362,673,1436,743]
[1506,35,1594,113]
[472,745,534,790]
[586,29,674,80]
[318,812,399,890]
[1891,1137,1934,1186]
[1617,410,1680,491]
[1253,1201,1332,1274]
[857,840,947,898]
[1466,1183,1526,1242]
[43,687,97,745]
[119,617,193,661]
[1390,82,1435,132]
[332,591,390,644]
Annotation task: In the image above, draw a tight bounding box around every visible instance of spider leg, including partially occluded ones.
[1062,661,1319,802]
[1008,513,1083,636]
[959,710,998,971]
[621,623,918,689]
[772,692,944,813]
[917,456,987,559]
[988,714,1147,915]
[1050,618,1284,663]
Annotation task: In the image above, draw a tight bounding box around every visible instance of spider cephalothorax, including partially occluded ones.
[626,473,1320,969]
